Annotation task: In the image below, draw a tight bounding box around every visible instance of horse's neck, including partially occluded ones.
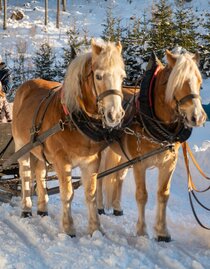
[154,66,175,124]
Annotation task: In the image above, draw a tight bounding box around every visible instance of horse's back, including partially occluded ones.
[14,79,60,107]
[12,79,61,145]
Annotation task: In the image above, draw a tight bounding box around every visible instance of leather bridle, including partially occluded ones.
[175,93,200,107]
[87,69,123,106]
[174,93,201,120]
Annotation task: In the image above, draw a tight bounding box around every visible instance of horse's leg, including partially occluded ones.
[112,168,128,216]
[32,156,48,217]
[54,157,75,236]
[19,153,33,217]
[81,158,101,235]
[133,164,148,236]
[154,155,177,242]
[97,179,105,215]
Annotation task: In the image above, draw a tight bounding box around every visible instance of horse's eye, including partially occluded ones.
[96,74,102,80]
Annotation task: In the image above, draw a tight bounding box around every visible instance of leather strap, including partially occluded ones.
[97,89,123,102]
[176,94,200,106]
[2,120,66,169]
[182,142,210,192]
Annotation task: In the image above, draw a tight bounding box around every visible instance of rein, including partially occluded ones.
[63,144,174,190]
[182,142,210,230]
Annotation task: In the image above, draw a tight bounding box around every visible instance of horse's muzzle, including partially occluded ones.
[104,107,125,128]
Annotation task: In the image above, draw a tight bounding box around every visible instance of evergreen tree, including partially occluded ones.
[101,6,116,41]
[11,53,26,98]
[33,42,56,81]
[60,22,90,79]
[148,0,175,59]
[13,54,26,86]
[123,16,148,85]
[174,0,198,51]
[200,10,210,77]
[101,6,124,42]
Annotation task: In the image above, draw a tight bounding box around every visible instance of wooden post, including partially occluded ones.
[45,0,48,26]
[62,0,67,11]
[3,0,7,30]
[56,0,60,29]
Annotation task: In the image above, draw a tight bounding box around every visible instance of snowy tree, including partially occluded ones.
[33,42,56,81]
[61,23,89,72]
[122,16,149,86]
[147,0,175,59]
[174,1,198,51]
[101,6,124,42]
[12,54,26,91]
[200,10,210,77]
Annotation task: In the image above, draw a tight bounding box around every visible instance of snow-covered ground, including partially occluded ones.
[0,1,210,269]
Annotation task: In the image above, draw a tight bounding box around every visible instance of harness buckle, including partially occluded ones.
[59,119,65,131]
[124,127,135,136]
[30,125,41,135]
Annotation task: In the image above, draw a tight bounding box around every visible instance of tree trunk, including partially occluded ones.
[0,0,2,11]
[56,0,60,29]
[62,0,67,11]
[3,0,7,30]
[45,0,48,26]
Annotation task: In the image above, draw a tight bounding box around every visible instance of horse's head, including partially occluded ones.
[165,50,206,127]
[91,39,126,128]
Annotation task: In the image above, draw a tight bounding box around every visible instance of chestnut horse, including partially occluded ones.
[97,50,206,241]
[12,40,126,236]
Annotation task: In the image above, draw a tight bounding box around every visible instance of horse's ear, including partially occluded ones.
[193,52,200,64]
[91,38,102,56]
[116,41,122,53]
[166,50,176,68]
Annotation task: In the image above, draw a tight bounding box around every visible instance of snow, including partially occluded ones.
[0,1,210,269]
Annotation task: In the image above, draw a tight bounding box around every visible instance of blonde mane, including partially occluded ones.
[165,53,202,103]
[62,52,91,113]
[62,42,124,113]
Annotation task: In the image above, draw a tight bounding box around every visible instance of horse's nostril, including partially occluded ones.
[191,116,196,123]
[107,111,114,121]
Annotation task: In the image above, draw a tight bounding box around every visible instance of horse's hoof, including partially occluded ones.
[37,211,48,217]
[98,208,105,215]
[68,234,76,238]
[156,235,171,242]
[21,211,32,218]
[113,209,123,216]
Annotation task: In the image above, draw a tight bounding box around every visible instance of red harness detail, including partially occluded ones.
[148,65,161,107]
[60,86,70,115]
[135,65,161,111]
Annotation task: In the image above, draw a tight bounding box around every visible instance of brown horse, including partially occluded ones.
[12,39,126,236]
[97,50,206,241]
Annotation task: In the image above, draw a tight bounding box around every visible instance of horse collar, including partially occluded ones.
[137,52,192,144]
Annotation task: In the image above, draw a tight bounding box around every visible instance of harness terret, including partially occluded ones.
[136,52,192,144]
